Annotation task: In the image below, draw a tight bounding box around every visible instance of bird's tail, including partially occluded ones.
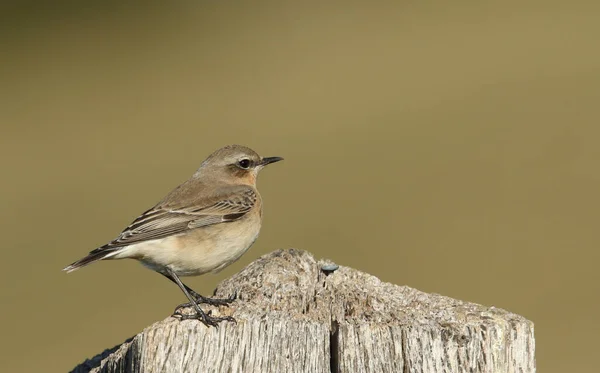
[62,246,120,273]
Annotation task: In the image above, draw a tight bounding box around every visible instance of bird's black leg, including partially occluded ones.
[160,272,236,307]
[163,268,235,327]
[187,288,236,306]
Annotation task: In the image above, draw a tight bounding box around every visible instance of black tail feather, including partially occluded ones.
[63,247,117,273]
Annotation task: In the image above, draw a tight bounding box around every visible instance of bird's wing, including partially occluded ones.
[101,185,257,249]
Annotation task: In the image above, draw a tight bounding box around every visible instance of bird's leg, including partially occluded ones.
[172,289,235,312]
[163,268,235,327]
[187,288,236,306]
[160,273,236,307]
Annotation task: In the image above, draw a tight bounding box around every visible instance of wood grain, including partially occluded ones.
[71,249,535,373]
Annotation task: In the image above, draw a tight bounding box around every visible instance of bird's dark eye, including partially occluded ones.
[237,159,251,169]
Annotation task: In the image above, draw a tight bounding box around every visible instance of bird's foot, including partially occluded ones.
[172,292,235,314]
[190,290,236,307]
[173,306,236,327]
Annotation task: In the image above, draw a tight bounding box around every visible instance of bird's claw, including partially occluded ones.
[172,293,235,315]
[175,309,236,327]
[191,291,237,306]
[201,295,235,307]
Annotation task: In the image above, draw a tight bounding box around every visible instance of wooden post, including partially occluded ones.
[71,249,535,373]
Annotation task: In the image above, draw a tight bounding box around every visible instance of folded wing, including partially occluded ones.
[103,185,257,249]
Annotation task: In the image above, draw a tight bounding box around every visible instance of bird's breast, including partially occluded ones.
[129,212,262,276]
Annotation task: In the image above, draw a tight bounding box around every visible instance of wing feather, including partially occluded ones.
[103,185,257,249]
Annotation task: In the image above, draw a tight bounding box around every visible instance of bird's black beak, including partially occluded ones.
[261,156,284,166]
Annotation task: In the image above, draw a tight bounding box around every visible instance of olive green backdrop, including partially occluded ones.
[1,1,599,372]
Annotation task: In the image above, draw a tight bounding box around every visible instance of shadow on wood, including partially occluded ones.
[71,249,535,373]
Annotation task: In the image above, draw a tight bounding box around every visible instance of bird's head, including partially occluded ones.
[195,144,283,185]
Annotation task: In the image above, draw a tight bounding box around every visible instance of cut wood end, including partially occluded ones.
[71,249,535,373]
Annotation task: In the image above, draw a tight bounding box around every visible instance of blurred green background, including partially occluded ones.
[1,1,599,372]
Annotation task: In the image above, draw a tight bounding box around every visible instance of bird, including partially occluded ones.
[63,144,283,326]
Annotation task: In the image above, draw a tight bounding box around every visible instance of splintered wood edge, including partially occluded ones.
[71,249,535,373]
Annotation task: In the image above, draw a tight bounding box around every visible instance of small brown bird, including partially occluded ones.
[63,145,283,326]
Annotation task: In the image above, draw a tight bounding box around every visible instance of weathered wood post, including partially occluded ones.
[71,249,535,373]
